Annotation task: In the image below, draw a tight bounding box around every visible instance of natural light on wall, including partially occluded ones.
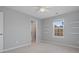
[53,19,64,38]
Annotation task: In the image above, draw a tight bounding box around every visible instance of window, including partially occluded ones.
[53,19,64,38]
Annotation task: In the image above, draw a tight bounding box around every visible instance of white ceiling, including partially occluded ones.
[7,6,79,19]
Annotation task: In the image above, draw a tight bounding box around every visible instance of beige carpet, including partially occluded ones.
[4,43,79,53]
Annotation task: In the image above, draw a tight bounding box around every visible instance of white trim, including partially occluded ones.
[41,40,79,48]
[53,19,64,38]
[72,27,79,28]
[52,42,79,48]
[36,20,39,44]
[0,12,3,53]
[0,49,3,53]
[3,42,31,52]
[31,20,39,44]
[72,33,79,35]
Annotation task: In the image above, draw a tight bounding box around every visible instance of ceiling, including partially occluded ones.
[7,6,79,19]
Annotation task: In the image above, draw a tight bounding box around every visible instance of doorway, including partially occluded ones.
[0,12,3,52]
[31,20,36,46]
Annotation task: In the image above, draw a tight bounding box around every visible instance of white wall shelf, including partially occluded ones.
[72,27,79,28]
[72,33,79,35]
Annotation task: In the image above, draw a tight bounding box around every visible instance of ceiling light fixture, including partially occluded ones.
[34,6,50,13]
[39,8,46,12]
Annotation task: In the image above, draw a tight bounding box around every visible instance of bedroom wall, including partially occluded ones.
[41,10,79,48]
[37,20,43,43]
[0,7,38,50]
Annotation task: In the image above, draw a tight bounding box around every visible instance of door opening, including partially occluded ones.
[31,20,36,46]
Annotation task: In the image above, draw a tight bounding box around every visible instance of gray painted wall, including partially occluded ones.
[1,6,79,49]
[38,20,43,43]
[0,7,37,49]
[41,11,79,48]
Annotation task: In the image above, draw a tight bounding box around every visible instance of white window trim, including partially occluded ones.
[53,19,64,38]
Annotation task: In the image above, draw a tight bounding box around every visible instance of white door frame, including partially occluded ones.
[31,19,39,45]
[0,12,3,52]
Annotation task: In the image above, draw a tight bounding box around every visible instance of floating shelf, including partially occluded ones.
[72,33,79,35]
[71,21,79,24]
[72,27,79,28]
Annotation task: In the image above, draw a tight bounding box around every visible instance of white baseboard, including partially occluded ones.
[0,50,3,53]
[52,42,79,48]
[41,40,79,48]
[3,42,31,52]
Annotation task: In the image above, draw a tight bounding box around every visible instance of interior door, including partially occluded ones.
[0,12,3,52]
[31,20,36,45]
